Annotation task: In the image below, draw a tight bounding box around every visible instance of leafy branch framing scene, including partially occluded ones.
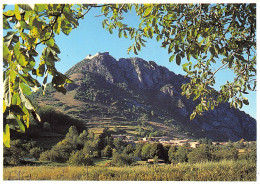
[2,3,257,182]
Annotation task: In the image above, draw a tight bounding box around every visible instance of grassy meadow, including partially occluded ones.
[3,159,256,181]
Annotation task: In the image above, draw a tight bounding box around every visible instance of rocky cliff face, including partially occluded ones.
[63,52,256,141]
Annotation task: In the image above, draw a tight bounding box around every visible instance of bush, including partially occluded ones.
[123,144,135,155]
[188,144,211,163]
[102,145,113,158]
[211,147,238,161]
[168,145,177,163]
[39,149,69,163]
[174,146,189,163]
[67,150,93,166]
[29,147,43,159]
[4,139,29,165]
[111,153,135,166]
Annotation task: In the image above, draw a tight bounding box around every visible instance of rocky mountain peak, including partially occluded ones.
[67,52,180,90]
[61,52,256,141]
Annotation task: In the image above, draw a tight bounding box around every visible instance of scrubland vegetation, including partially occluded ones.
[3,159,256,181]
[4,125,256,181]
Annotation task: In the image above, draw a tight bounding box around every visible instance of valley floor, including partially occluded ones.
[3,159,256,181]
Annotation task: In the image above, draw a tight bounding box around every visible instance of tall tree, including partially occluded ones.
[3,4,256,147]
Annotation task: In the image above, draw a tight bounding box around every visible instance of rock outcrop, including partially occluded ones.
[64,52,256,141]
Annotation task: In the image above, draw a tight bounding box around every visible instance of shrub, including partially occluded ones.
[141,143,153,160]
[111,152,135,166]
[211,147,238,161]
[29,147,43,159]
[77,130,88,146]
[67,150,93,166]
[123,144,135,155]
[39,149,69,163]
[174,146,189,163]
[4,139,28,165]
[102,145,113,158]
[188,144,211,163]
[168,145,177,163]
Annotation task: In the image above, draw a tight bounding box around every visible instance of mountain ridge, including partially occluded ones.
[36,52,256,141]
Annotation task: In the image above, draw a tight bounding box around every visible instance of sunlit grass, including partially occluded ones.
[3,159,256,181]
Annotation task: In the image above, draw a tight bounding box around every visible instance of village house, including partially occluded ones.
[147,159,165,164]
[189,142,200,148]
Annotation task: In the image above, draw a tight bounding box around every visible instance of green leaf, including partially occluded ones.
[13,42,28,66]
[118,29,122,38]
[20,82,32,95]
[176,54,181,65]
[3,43,9,60]
[42,72,48,95]
[209,46,215,56]
[156,34,162,41]
[237,100,243,108]
[19,84,35,111]
[190,112,196,120]
[5,32,19,46]
[28,49,38,57]
[18,4,34,11]
[3,100,6,113]
[108,26,113,34]
[136,42,141,51]
[35,4,47,12]
[3,124,10,147]
[15,115,25,133]
[11,93,21,105]
[133,46,138,55]
[169,54,175,62]
[61,25,72,35]
[193,93,200,101]
[64,12,79,28]
[127,46,132,54]
[52,43,61,54]
[36,63,45,77]
[46,38,55,47]
[20,32,33,45]
[61,19,72,35]
[9,69,17,84]
[143,5,153,17]
[3,18,11,29]
[13,41,20,57]
[54,86,67,95]
[20,21,33,30]
[148,27,153,38]
[18,54,27,67]
[3,10,15,17]
[14,5,21,21]
[182,63,189,68]
[54,17,61,35]
[242,98,249,105]
[123,30,128,38]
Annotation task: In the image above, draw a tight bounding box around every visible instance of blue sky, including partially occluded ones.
[51,7,257,119]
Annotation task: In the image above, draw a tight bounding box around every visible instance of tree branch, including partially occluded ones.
[35,4,65,47]
[94,4,125,17]
[77,7,92,19]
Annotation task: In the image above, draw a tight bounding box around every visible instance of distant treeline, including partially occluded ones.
[4,126,256,166]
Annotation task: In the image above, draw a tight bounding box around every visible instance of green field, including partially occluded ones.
[3,159,256,181]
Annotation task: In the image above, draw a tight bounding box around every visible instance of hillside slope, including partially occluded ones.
[35,52,256,141]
